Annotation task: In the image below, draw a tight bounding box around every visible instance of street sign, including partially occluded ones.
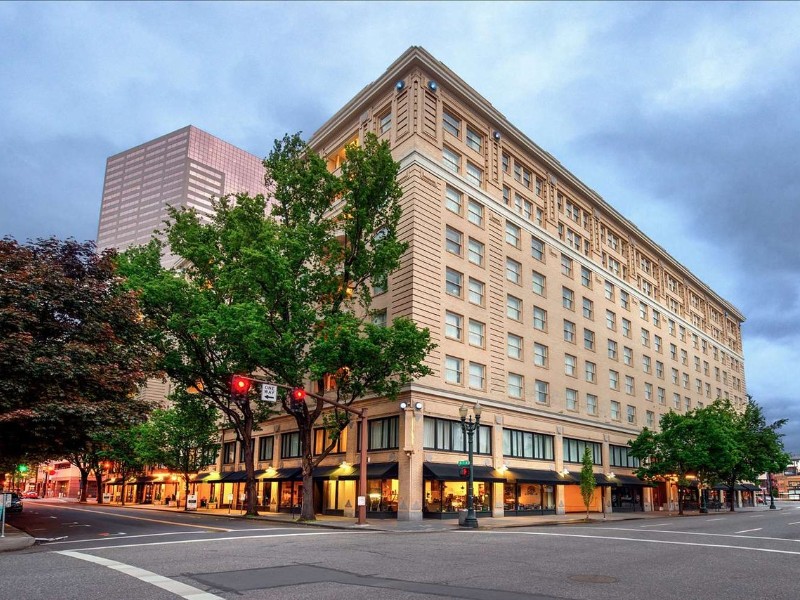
[261,384,277,403]
[457,460,469,466]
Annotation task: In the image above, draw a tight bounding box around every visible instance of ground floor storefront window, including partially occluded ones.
[423,479,492,518]
[503,483,556,515]
[563,483,601,513]
[611,486,644,511]
[366,477,398,516]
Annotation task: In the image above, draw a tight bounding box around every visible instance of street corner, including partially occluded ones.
[0,525,36,552]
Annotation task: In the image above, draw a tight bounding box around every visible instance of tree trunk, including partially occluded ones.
[95,473,104,504]
[728,482,736,512]
[242,414,259,517]
[78,468,90,503]
[120,481,126,506]
[300,423,316,521]
[184,478,191,511]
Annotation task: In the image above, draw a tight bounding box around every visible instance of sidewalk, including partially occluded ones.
[0,499,778,552]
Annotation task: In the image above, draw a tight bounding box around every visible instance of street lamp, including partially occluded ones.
[769,473,776,510]
[459,402,482,529]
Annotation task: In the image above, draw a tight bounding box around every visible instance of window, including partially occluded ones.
[645,382,653,401]
[643,355,652,373]
[508,373,523,399]
[684,397,691,412]
[564,320,576,343]
[379,111,392,134]
[587,394,598,415]
[281,432,302,458]
[682,372,690,389]
[534,343,548,367]
[653,310,661,327]
[646,410,655,428]
[584,328,595,350]
[562,286,574,310]
[445,226,462,256]
[469,362,486,390]
[670,343,678,360]
[565,354,577,376]
[468,278,484,306]
[625,375,635,395]
[658,387,666,405]
[566,388,578,411]
[531,236,545,261]
[610,444,640,468]
[681,349,688,365]
[532,271,546,295]
[609,370,619,390]
[445,186,462,214]
[314,427,347,455]
[654,335,662,352]
[673,392,681,409]
[445,268,463,296]
[606,310,616,330]
[656,361,664,378]
[424,417,491,454]
[468,238,484,266]
[622,318,631,338]
[581,266,592,288]
[583,297,594,319]
[623,346,633,366]
[444,356,463,384]
[369,416,399,450]
[506,258,522,284]
[372,309,387,327]
[468,319,485,347]
[639,302,648,320]
[534,380,549,404]
[442,147,460,173]
[679,325,686,342]
[372,274,387,296]
[466,127,482,152]
[503,428,554,460]
[533,306,547,331]
[563,438,602,464]
[467,199,484,226]
[620,290,629,310]
[507,295,522,320]
[608,339,618,360]
[466,162,483,186]
[238,439,255,463]
[222,441,236,464]
[501,153,510,173]
[585,361,596,383]
[444,311,463,340]
[443,110,461,137]
[508,334,523,360]
[561,254,573,277]
[610,401,621,421]
[506,222,521,247]
[605,281,615,301]
[258,436,275,462]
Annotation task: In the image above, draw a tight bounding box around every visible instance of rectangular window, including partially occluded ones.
[444,311,463,340]
[507,334,523,360]
[506,222,521,247]
[609,370,619,390]
[444,356,463,384]
[561,254,573,277]
[534,343,548,367]
[608,339,618,360]
[531,236,545,261]
[623,346,633,366]
[532,271,546,295]
[445,268,463,297]
[506,258,522,284]
[468,278,484,306]
[466,126,482,152]
[643,355,652,373]
[379,112,392,134]
[466,162,483,186]
[314,427,348,455]
[445,186,462,214]
[467,199,484,226]
[533,306,547,331]
[445,226,462,256]
[646,410,655,428]
[369,416,399,450]
[584,328,595,350]
[622,318,631,338]
[424,417,491,455]
[507,295,522,320]
[501,153,510,173]
[610,401,621,421]
[443,110,461,137]
[585,361,596,383]
[620,290,629,310]
[468,362,486,390]
[587,394,598,415]
[503,428,554,460]
[281,432,302,458]
[581,266,592,288]
[508,373,523,399]
[442,147,460,173]
[564,320,576,343]
[654,335,662,352]
[372,309,387,327]
[566,388,578,411]
[468,238,484,266]
[658,387,666,405]
[562,286,574,310]
[606,310,616,330]
[625,375,635,395]
[535,380,549,404]
[223,441,236,464]
[563,438,602,464]
[565,353,577,376]
[258,436,275,462]
[468,319,485,348]
[610,444,641,468]
[605,281,615,301]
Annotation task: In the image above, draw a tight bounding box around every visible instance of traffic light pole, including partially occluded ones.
[234,376,369,526]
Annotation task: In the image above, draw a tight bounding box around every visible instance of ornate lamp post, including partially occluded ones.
[459,402,482,529]
[769,473,777,509]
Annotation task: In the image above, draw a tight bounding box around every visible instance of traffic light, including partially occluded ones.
[289,387,306,410]
[459,466,471,479]
[17,465,28,474]
[231,375,252,395]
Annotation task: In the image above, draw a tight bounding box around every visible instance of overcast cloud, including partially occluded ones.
[2,1,798,452]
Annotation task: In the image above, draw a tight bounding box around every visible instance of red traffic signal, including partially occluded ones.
[459,466,470,478]
[290,387,306,404]
[231,376,252,395]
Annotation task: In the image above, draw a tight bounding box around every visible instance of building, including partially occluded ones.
[205,47,747,520]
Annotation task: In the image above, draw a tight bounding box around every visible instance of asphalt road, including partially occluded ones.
[3,501,799,600]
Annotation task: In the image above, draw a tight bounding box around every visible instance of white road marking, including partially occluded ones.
[43,505,231,532]
[638,524,666,528]
[58,531,350,552]
[57,550,222,600]
[788,521,800,525]
[494,531,800,555]
[42,527,304,546]
[734,528,763,534]
[580,526,800,544]
[705,518,725,521]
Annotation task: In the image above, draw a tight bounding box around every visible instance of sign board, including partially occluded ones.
[261,384,277,403]
[357,495,366,506]
[102,493,111,503]
[186,494,197,510]
[2,493,10,508]
[457,460,470,466]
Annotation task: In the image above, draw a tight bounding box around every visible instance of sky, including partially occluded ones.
[1,1,799,453]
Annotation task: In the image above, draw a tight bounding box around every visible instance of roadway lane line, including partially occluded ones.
[734,528,763,534]
[705,518,725,521]
[638,524,667,527]
[42,527,309,546]
[788,521,800,525]
[57,550,223,600]
[492,531,800,556]
[40,505,232,532]
[580,526,800,544]
[55,531,351,552]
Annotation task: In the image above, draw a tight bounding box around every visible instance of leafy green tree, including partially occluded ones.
[134,392,220,509]
[100,424,145,506]
[579,445,597,520]
[118,133,434,519]
[0,237,156,461]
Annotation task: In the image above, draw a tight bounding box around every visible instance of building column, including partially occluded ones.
[555,426,565,515]
[492,414,505,517]
[397,396,424,521]
[601,435,612,514]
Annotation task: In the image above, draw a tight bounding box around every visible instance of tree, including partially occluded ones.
[134,392,220,509]
[579,445,597,520]
[118,132,434,519]
[100,424,145,506]
[0,237,156,461]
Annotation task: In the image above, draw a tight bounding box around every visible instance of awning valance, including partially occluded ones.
[193,472,223,482]
[423,462,506,482]
[311,462,398,480]
[257,467,302,481]
[506,468,576,484]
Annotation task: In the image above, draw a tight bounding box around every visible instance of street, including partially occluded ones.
[2,500,799,600]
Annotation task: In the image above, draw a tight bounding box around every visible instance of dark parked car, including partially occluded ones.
[5,492,23,513]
